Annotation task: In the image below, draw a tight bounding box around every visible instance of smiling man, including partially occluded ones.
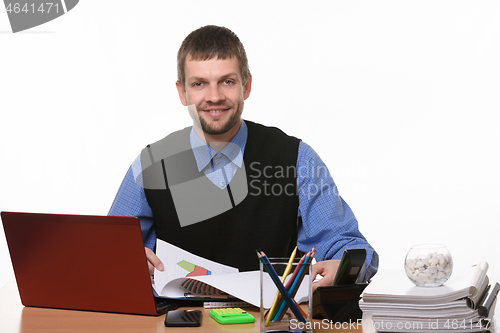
[178,54,250,147]
[109,25,378,289]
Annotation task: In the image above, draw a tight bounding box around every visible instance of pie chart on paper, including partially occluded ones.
[177,260,212,277]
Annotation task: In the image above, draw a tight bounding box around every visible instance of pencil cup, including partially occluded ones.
[260,257,312,333]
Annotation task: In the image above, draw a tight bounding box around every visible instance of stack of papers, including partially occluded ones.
[359,262,497,333]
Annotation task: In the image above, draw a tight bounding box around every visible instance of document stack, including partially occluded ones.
[359,262,499,333]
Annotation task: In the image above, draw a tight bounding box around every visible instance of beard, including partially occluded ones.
[197,102,243,135]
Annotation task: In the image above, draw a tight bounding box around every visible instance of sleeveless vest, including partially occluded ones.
[141,121,300,271]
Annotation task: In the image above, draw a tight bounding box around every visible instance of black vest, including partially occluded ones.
[140,121,301,271]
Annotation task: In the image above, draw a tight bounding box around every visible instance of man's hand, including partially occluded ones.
[145,247,164,281]
[311,259,340,291]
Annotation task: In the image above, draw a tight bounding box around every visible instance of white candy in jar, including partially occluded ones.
[405,252,452,284]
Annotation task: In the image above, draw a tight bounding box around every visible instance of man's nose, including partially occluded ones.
[207,85,225,103]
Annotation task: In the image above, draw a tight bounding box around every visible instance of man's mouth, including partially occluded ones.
[202,108,230,116]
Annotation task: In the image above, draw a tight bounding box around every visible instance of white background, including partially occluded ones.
[1,1,499,289]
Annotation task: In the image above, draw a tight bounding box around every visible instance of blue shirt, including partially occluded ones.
[109,120,378,281]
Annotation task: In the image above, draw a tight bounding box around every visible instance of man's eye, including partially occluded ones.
[223,80,233,85]
[193,82,203,87]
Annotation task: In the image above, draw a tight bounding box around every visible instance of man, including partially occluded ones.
[109,25,378,290]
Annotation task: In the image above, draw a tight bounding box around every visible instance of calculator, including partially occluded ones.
[209,308,255,324]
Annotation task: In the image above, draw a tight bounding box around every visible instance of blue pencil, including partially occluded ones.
[257,251,307,323]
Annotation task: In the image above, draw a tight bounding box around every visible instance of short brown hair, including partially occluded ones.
[177,25,250,89]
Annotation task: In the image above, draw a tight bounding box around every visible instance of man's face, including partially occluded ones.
[176,56,252,136]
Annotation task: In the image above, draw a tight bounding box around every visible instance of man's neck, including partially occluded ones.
[193,119,241,152]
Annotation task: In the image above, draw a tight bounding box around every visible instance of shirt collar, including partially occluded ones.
[190,120,247,172]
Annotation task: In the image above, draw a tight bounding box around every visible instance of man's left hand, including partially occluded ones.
[311,259,340,291]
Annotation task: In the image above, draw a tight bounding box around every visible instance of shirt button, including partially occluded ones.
[216,154,222,159]
[220,181,225,187]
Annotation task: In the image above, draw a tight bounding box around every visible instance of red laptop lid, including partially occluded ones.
[1,212,159,315]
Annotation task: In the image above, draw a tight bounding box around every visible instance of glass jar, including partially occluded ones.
[405,244,452,287]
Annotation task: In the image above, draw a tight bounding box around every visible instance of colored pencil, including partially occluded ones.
[272,255,309,321]
[269,252,306,320]
[265,246,297,326]
[288,248,315,299]
[257,250,306,323]
[273,246,316,321]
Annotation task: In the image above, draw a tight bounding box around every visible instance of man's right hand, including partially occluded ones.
[145,247,164,281]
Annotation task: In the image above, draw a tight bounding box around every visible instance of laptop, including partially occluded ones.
[1,211,180,315]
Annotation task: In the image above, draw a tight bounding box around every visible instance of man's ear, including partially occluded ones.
[243,75,252,100]
[176,81,187,106]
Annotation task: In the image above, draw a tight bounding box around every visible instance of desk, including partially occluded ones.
[0,281,371,332]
